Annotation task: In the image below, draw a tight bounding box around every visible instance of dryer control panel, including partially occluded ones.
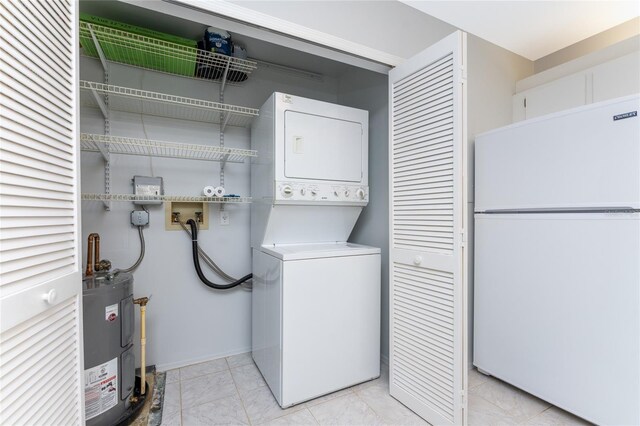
[275,181,368,205]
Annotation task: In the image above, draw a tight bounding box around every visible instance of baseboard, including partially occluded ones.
[156,347,252,372]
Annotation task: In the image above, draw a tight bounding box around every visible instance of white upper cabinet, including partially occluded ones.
[514,50,640,121]
[513,73,586,121]
[592,52,640,102]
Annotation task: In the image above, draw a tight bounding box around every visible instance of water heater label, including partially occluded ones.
[84,357,118,420]
[105,303,118,322]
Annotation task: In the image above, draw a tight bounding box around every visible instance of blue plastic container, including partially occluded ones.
[204,27,231,56]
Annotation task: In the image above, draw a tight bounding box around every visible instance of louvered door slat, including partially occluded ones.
[394,129,454,150]
[1,132,75,163]
[389,31,467,425]
[394,121,454,145]
[396,132,453,152]
[8,0,73,51]
[393,57,454,97]
[394,98,455,129]
[395,160,454,175]
[29,378,77,426]
[0,0,83,425]
[2,91,73,137]
[394,320,454,365]
[1,171,75,193]
[1,231,75,251]
[2,2,73,72]
[2,75,73,124]
[0,296,82,423]
[395,84,454,116]
[0,154,75,182]
[1,38,73,106]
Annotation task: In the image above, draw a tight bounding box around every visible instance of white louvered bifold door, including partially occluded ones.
[389,31,468,425]
[0,0,84,425]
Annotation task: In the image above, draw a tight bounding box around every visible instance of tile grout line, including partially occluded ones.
[305,402,323,426]
[227,357,253,425]
[178,371,183,426]
[471,382,521,420]
[468,370,490,391]
[471,380,552,424]
[352,389,388,423]
[179,366,230,383]
[179,368,247,414]
[518,404,555,425]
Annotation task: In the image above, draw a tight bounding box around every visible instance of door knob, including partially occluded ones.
[43,289,57,305]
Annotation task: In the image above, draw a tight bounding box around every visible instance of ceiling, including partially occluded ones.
[400,1,640,60]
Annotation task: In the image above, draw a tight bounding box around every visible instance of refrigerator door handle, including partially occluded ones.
[480,207,638,214]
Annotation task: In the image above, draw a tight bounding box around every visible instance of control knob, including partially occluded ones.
[344,190,350,198]
[356,188,366,199]
[300,188,306,196]
[282,185,293,197]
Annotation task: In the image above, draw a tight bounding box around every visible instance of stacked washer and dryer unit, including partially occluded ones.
[251,93,381,408]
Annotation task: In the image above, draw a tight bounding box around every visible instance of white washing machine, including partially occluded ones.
[251,93,381,407]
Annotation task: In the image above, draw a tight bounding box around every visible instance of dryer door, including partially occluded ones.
[284,111,363,182]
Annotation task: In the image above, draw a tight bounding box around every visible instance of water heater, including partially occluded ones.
[82,273,135,426]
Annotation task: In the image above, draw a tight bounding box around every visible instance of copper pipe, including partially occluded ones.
[85,233,100,276]
[93,234,101,272]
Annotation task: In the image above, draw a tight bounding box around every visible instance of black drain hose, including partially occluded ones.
[187,219,252,289]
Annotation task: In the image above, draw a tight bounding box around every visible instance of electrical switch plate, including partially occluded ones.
[131,210,149,226]
[220,210,230,226]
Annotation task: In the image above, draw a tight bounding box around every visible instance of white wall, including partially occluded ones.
[80,56,340,370]
[465,35,534,366]
[534,17,640,73]
[227,0,456,60]
[79,0,535,372]
[338,70,390,361]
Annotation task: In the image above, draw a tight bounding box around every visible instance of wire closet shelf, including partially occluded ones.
[80,81,259,127]
[79,21,257,84]
[81,133,257,163]
[81,194,252,204]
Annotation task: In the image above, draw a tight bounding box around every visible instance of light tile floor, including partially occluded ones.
[161,354,591,425]
[467,369,591,426]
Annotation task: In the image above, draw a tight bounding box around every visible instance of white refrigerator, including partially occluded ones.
[473,95,640,425]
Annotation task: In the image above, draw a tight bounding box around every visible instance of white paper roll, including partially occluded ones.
[213,186,225,197]
[203,186,215,197]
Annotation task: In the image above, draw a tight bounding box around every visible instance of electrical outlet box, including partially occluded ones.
[131,210,150,226]
[165,201,209,231]
[220,210,230,225]
[133,175,163,205]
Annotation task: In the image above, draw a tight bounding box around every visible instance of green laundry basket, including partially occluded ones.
[79,13,198,77]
